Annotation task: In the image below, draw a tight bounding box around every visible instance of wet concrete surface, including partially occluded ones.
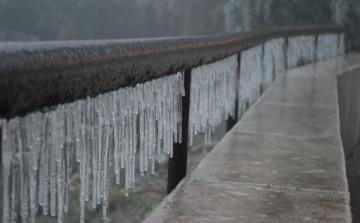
[337,63,360,223]
[143,54,360,223]
[191,131,347,192]
[144,180,350,223]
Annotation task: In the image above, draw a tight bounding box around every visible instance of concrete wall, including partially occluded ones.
[337,67,360,222]
[338,67,360,155]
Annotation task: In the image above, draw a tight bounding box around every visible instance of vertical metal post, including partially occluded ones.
[337,33,340,56]
[337,33,342,56]
[167,68,191,194]
[284,37,289,71]
[0,126,2,168]
[226,53,241,132]
[314,34,319,62]
[260,43,266,95]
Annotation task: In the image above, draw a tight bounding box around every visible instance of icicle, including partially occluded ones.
[101,94,111,219]
[156,81,163,163]
[64,104,74,213]
[50,111,58,217]
[109,92,120,186]
[56,107,65,223]
[74,101,82,163]
[139,88,145,176]
[10,149,18,223]
[39,116,50,217]
[2,120,12,223]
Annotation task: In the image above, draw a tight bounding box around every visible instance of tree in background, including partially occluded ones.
[224,0,359,51]
[343,0,360,51]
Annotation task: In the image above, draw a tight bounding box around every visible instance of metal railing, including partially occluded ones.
[0,26,344,120]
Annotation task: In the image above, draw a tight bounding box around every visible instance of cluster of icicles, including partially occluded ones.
[238,38,285,118]
[1,72,185,223]
[287,35,316,69]
[287,33,345,69]
[189,55,238,145]
[263,38,285,90]
[1,34,346,223]
[316,33,345,61]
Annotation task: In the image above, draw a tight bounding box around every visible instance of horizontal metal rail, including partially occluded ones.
[0,26,344,120]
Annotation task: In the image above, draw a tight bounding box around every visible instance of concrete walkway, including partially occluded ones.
[143,54,360,223]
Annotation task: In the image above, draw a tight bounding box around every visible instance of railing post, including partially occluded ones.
[337,32,343,56]
[337,33,340,56]
[284,37,289,71]
[0,126,2,167]
[167,68,191,194]
[314,34,319,62]
[226,53,241,132]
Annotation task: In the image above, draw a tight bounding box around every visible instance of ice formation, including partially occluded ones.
[316,34,342,61]
[263,38,285,90]
[1,72,184,223]
[287,35,316,69]
[238,45,263,118]
[188,55,238,145]
[338,33,345,56]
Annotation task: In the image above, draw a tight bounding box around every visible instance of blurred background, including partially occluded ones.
[0,0,359,51]
[0,1,359,222]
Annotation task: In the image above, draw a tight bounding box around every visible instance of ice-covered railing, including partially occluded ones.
[1,73,184,223]
[0,26,345,223]
[316,33,345,61]
[263,38,285,91]
[287,36,316,69]
[287,33,346,69]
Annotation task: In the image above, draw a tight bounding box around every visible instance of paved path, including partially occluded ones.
[143,54,360,223]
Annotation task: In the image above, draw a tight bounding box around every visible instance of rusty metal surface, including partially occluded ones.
[0,26,344,119]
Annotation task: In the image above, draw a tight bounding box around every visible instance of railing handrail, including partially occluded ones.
[0,25,344,120]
